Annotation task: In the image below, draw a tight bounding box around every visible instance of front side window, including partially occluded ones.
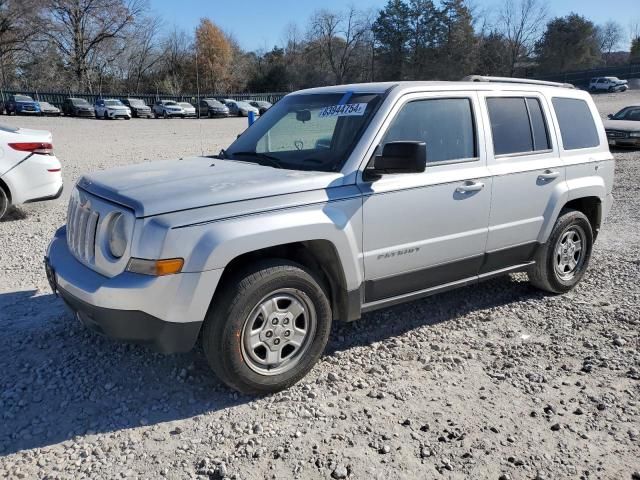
[382,98,477,163]
[224,92,383,172]
[552,97,599,150]
[487,97,551,155]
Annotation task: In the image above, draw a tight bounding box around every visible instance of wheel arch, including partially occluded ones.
[213,240,361,323]
[561,196,602,238]
[0,176,12,203]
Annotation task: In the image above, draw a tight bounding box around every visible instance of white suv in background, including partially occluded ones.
[46,77,614,394]
[589,77,628,93]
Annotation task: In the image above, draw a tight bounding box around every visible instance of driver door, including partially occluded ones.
[360,92,492,305]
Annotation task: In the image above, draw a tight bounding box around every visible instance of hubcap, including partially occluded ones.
[554,225,586,281]
[241,289,316,376]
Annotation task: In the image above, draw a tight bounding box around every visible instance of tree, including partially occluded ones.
[194,18,232,92]
[631,37,640,64]
[497,0,548,76]
[535,14,601,73]
[309,7,370,84]
[439,0,477,79]
[122,15,162,93]
[596,20,623,64]
[372,0,411,80]
[44,0,145,90]
[0,0,43,86]
[407,0,445,79]
[475,31,511,76]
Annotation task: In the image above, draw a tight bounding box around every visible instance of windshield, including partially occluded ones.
[612,107,640,121]
[72,99,89,106]
[15,95,33,102]
[129,99,145,106]
[165,101,178,106]
[207,100,224,107]
[179,102,192,108]
[105,100,123,106]
[224,92,383,172]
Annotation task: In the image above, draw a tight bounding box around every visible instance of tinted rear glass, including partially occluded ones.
[527,98,551,151]
[487,98,533,155]
[552,97,599,150]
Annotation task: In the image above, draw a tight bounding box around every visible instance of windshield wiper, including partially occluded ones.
[229,151,282,169]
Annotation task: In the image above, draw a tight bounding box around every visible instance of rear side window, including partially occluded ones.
[486,97,551,155]
[552,97,600,150]
[383,98,477,163]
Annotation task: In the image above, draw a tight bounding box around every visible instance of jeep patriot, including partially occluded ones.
[46,77,615,394]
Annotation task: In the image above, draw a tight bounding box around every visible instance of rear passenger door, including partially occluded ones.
[479,92,564,272]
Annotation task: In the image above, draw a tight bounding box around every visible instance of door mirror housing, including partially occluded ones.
[369,141,427,176]
[607,113,613,119]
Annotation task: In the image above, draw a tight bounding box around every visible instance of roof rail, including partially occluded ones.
[462,75,575,89]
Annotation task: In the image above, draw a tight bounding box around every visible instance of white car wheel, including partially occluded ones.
[0,186,9,220]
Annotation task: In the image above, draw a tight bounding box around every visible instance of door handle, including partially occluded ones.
[538,170,560,181]
[456,180,485,193]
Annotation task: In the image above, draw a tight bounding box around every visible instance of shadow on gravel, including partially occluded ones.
[0,290,247,456]
[326,274,544,355]
[0,206,27,222]
[0,276,544,456]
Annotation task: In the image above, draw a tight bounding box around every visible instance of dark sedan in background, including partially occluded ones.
[248,100,272,115]
[62,98,96,117]
[198,98,230,118]
[122,98,153,118]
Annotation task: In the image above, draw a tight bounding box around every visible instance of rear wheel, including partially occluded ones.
[528,210,593,294]
[0,186,10,221]
[163,111,168,119]
[203,259,332,395]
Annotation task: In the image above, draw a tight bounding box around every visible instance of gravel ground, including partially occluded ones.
[0,93,639,480]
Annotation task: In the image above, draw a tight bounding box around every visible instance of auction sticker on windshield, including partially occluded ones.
[319,103,367,118]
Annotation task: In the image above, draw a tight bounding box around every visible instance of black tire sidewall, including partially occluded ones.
[204,261,332,394]
[0,187,8,220]
[544,211,593,292]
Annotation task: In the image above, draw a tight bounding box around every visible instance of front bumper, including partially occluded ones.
[607,137,640,148]
[107,110,131,119]
[46,227,223,353]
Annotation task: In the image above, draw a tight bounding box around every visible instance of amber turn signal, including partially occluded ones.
[126,258,184,276]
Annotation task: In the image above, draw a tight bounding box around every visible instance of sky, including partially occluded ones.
[149,0,640,52]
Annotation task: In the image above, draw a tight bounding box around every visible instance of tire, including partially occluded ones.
[203,259,332,395]
[103,111,108,120]
[208,111,213,119]
[163,111,168,119]
[0,186,9,221]
[528,210,593,294]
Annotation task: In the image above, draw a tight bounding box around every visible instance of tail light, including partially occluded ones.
[9,142,53,155]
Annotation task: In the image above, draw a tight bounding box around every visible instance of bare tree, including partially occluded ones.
[596,21,623,64]
[629,19,640,47]
[43,0,146,90]
[122,15,162,93]
[0,0,43,86]
[497,0,548,76]
[308,6,370,84]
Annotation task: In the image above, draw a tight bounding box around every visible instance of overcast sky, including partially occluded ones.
[150,0,640,51]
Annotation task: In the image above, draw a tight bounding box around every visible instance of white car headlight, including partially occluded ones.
[107,213,127,258]
[629,132,640,138]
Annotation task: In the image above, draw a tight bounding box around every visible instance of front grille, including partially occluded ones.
[67,195,100,263]
[606,130,627,139]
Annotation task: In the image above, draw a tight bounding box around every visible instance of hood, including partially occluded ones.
[604,119,640,131]
[77,157,344,217]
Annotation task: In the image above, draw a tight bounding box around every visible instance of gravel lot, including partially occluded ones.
[0,93,639,480]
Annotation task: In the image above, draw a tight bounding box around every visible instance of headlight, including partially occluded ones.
[107,213,127,258]
[630,132,640,138]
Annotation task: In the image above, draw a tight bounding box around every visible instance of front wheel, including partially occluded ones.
[528,210,593,294]
[203,260,332,395]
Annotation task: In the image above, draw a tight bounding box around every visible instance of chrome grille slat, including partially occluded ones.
[66,192,100,264]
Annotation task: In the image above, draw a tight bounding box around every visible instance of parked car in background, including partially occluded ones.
[95,99,131,120]
[198,98,229,118]
[589,77,628,93]
[225,100,259,117]
[604,104,640,147]
[178,102,197,117]
[122,98,152,118]
[38,101,61,116]
[3,95,41,115]
[248,100,272,115]
[0,124,62,220]
[62,98,96,118]
[152,100,184,118]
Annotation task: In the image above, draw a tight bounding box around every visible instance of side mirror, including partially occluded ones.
[369,141,427,176]
[607,114,613,119]
[296,110,311,122]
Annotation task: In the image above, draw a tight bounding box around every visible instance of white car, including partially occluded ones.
[178,102,197,117]
[94,99,131,120]
[0,125,62,220]
[589,77,628,93]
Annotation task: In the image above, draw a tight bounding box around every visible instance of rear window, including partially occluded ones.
[552,97,599,150]
[486,97,551,155]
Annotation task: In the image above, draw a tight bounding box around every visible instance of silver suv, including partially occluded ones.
[46,77,615,394]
